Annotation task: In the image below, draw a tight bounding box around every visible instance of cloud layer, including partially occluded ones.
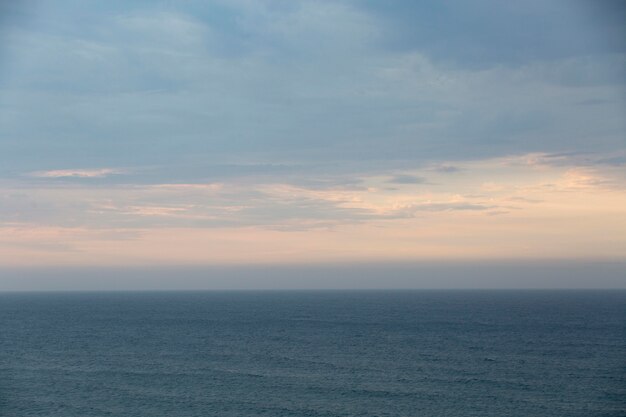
[0,1,624,274]
[1,152,625,266]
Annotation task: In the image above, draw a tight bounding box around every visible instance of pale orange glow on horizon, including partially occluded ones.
[2,153,625,267]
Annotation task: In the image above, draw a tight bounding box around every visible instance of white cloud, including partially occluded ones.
[30,168,124,178]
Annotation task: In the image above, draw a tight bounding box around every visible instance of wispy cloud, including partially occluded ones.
[30,168,124,178]
[430,165,461,173]
[386,174,426,185]
[2,154,625,266]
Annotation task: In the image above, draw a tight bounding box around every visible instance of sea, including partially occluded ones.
[1,290,624,417]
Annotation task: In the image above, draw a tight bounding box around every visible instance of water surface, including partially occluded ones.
[1,290,624,416]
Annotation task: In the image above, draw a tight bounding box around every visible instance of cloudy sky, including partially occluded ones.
[0,1,625,288]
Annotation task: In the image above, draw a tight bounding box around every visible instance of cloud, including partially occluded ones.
[0,2,624,270]
[431,165,461,173]
[0,0,624,179]
[125,205,192,217]
[3,151,624,231]
[592,154,626,167]
[386,174,426,184]
[1,150,626,266]
[385,202,495,219]
[29,168,124,178]
[361,0,626,68]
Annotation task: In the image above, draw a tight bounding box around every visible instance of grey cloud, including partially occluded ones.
[386,202,495,219]
[0,192,81,225]
[506,197,543,204]
[576,98,616,106]
[360,0,626,69]
[431,165,460,173]
[485,210,510,216]
[0,1,624,184]
[386,175,426,184]
[412,203,493,212]
[596,156,626,167]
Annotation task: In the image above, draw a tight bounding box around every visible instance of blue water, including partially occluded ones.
[1,290,624,416]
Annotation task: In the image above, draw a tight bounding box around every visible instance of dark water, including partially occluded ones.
[1,291,625,417]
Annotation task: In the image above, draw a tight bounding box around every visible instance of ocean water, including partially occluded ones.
[0,290,624,417]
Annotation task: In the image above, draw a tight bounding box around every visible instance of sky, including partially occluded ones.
[0,0,625,289]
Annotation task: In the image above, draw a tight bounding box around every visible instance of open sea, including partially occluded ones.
[1,290,624,416]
